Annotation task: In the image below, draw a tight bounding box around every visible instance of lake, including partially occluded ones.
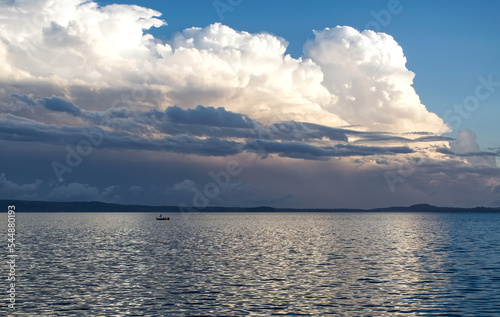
[2,211,500,316]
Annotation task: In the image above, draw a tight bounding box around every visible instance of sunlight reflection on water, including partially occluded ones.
[2,212,500,316]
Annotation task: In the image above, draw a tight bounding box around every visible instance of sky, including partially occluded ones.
[0,0,499,209]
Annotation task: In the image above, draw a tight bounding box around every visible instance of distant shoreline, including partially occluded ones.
[1,200,499,213]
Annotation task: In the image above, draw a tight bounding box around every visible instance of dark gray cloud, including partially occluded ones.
[488,147,500,154]
[1,138,498,208]
[12,94,450,146]
[353,133,455,143]
[266,121,348,142]
[0,112,416,160]
[301,122,455,144]
[413,135,456,142]
[0,114,241,156]
[11,94,37,107]
[38,96,83,117]
[12,94,82,116]
[436,147,498,157]
[165,105,255,128]
[12,94,259,137]
[1,95,457,162]
[244,140,413,160]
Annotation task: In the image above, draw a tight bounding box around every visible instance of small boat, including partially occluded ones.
[156,214,169,220]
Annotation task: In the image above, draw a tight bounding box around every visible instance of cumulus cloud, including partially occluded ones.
[128,185,142,195]
[0,0,164,82]
[0,173,43,199]
[303,26,448,133]
[47,183,101,201]
[102,185,120,202]
[0,1,449,134]
[444,129,497,167]
[172,179,196,191]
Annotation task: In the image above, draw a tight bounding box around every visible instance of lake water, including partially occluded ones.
[2,211,500,316]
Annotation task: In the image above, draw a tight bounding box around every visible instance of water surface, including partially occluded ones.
[2,212,500,316]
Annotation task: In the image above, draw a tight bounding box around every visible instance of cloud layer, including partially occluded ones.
[0,0,448,133]
[1,0,498,208]
[3,95,432,160]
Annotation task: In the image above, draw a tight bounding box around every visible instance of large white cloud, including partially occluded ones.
[304,26,448,133]
[0,0,448,134]
[157,23,345,126]
[0,0,164,81]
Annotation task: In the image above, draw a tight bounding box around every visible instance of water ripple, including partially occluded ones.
[1,212,500,316]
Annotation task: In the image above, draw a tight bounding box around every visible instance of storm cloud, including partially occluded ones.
[4,95,444,161]
[0,1,498,208]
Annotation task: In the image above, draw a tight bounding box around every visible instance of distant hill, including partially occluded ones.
[1,200,499,213]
